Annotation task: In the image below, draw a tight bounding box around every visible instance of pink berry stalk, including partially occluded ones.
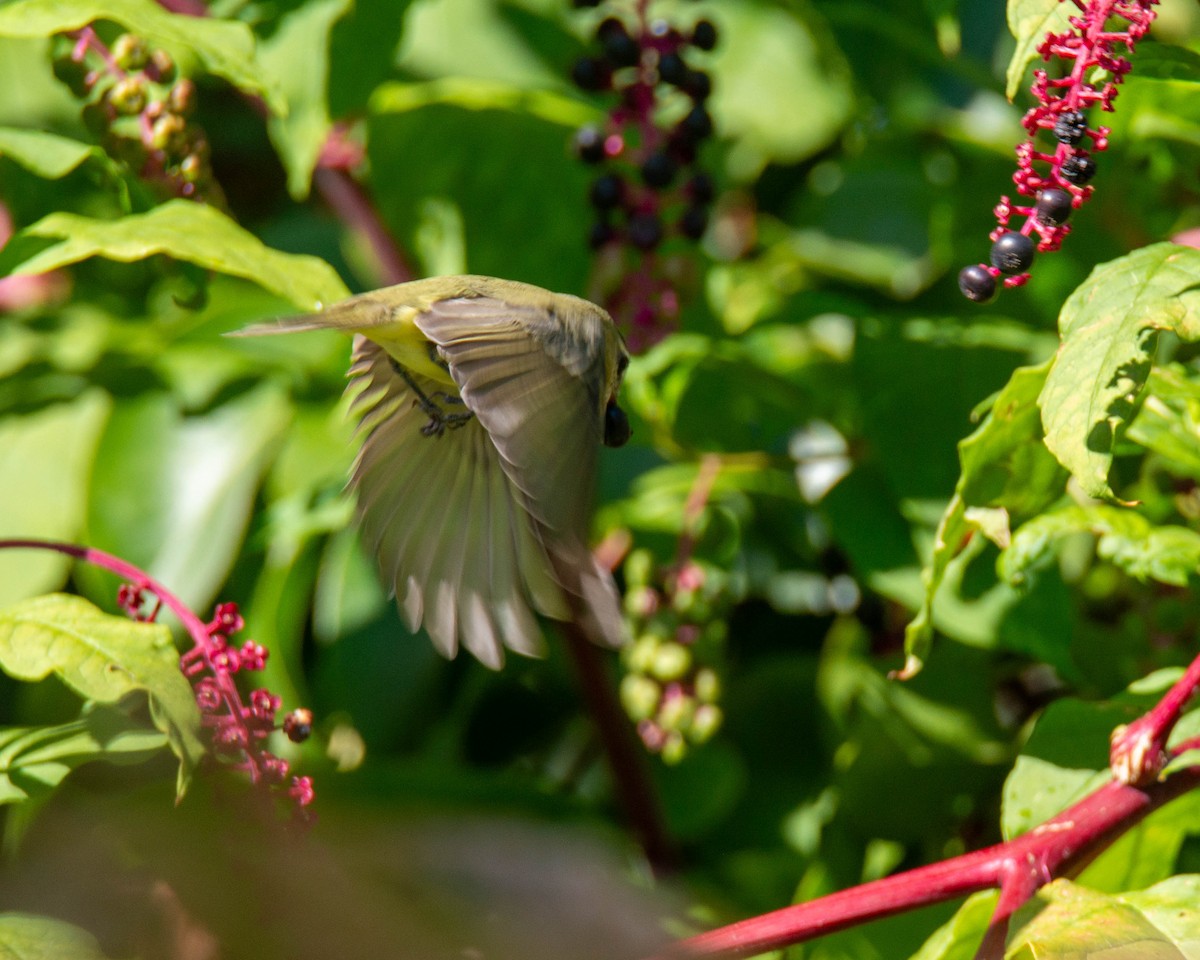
[959,0,1159,303]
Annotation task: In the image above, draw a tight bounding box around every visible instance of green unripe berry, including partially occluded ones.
[111,33,150,71]
[658,693,695,732]
[624,549,655,589]
[149,49,177,84]
[650,642,692,682]
[623,584,659,618]
[620,674,662,721]
[694,667,720,703]
[626,633,661,674]
[108,76,147,115]
[178,153,204,183]
[660,731,687,765]
[150,113,187,152]
[167,79,196,116]
[689,704,723,744]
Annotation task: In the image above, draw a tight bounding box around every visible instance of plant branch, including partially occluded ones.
[648,650,1200,960]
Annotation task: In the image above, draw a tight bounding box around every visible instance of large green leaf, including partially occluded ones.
[1122,876,1200,956]
[1126,365,1200,481]
[260,0,351,200]
[903,360,1064,675]
[0,391,110,607]
[0,705,166,805]
[0,0,283,113]
[80,386,292,617]
[1006,0,1076,100]
[1039,244,1200,501]
[0,593,205,797]
[909,891,1000,960]
[0,914,119,960]
[0,127,99,179]
[1009,879,1196,959]
[0,201,349,310]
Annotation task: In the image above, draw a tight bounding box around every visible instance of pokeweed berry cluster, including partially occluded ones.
[958,0,1159,304]
[618,551,730,764]
[51,28,221,202]
[570,0,718,350]
[164,596,315,822]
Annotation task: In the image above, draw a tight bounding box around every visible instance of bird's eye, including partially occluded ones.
[604,402,631,448]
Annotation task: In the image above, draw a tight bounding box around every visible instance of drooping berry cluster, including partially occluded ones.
[619,551,729,764]
[958,0,1159,304]
[51,28,222,203]
[168,598,314,821]
[570,0,718,350]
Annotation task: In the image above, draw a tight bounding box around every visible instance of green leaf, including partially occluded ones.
[0,126,99,179]
[0,705,167,804]
[1039,244,1200,501]
[1006,0,1076,100]
[0,594,204,797]
[0,913,119,960]
[1001,504,1200,589]
[1009,880,1188,959]
[0,391,110,608]
[1126,366,1200,481]
[1133,43,1200,84]
[260,0,352,200]
[0,0,283,113]
[370,76,598,127]
[909,891,1000,960]
[904,360,1063,675]
[1122,876,1200,956]
[0,201,349,310]
[81,386,293,617]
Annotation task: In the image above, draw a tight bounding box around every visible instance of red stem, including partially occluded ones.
[313,164,413,287]
[651,762,1200,958]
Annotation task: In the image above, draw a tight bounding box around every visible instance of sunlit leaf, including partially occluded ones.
[0,127,99,179]
[1039,244,1200,501]
[0,594,204,796]
[0,201,349,310]
[0,913,119,960]
[1006,0,1075,100]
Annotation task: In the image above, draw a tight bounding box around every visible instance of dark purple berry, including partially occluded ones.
[680,205,708,240]
[691,20,718,51]
[1052,110,1088,146]
[628,213,663,250]
[572,0,602,7]
[687,172,715,204]
[574,126,605,164]
[989,231,1036,275]
[589,222,616,249]
[958,265,998,303]
[571,56,612,91]
[682,69,711,101]
[1035,187,1074,226]
[600,22,641,68]
[677,105,713,143]
[589,173,624,209]
[657,51,687,86]
[641,152,678,189]
[1060,153,1097,185]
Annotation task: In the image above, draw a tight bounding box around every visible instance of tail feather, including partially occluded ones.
[224,314,328,337]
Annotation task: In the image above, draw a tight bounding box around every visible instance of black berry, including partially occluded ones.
[571,56,612,91]
[657,51,687,86]
[691,20,718,51]
[989,231,1036,275]
[680,205,708,240]
[687,172,715,204]
[1035,187,1074,226]
[574,126,605,164]
[572,0,602,7]
[628,213,663,250]
[589,173,625,209]
[589,222,616,249]
[600,23,641,68]
[1052,110,1088,146]
[641,152,678,189]
[958,265,998,303]
[677,105,713,144]
[1061,153,1097,185]
[682,70,711,101]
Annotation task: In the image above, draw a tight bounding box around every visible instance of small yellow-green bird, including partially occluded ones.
[238,275,631,668]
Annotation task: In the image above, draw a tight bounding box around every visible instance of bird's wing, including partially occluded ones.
[347,336,571,668]
[414,297,625,649]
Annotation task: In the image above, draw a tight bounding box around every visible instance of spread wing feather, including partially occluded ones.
[347,336,572,665]
[414,298,625,648]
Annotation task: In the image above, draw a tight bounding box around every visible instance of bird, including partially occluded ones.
[234,275,631,669]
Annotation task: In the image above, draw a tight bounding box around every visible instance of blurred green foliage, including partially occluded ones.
[3,0,1200,957]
